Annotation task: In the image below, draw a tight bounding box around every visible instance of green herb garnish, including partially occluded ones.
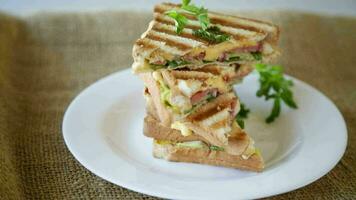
[165,10,188,34]
[226,56,240,62]
[150,59,190,70]
[235,103,250,129]
[255,63,298,123]
[166,59,191,69]
[182,0,191,6]
[181,4,210,30]
[210,145,224,151]
[193,26,230,44]
[183,93,216,114]
[205,93,216,102]
[251,52,262,61]
[165,1,230,44]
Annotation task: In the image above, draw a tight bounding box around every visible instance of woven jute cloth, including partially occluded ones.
[0,10,355,199]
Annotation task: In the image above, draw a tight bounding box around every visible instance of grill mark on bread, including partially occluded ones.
[137,38,187,56]
[135,39,157,50]
[133,3,279,70]
[154,14,253,41]
[194,65,222,75]
[154,3,271,33]
[154,15,201,30]
[187,93,236,121]
[188,102,231,121]
[154,5,197,21]
[153,3,278,41]
[209,17,263,34]
[156,2,276,29]
[146,33,192,51]
[152,25,209,44]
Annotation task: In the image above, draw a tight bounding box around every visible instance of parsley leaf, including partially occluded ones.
[235,103,250,129]
[255,63,297,123]
[226,52,243,62]
[181,4,210,30]
[182,0,191,6]
[181,4,201,14]
[193,26,230,44]
[205,93,216,102]
[226,56,240,62]
[251,52,262,61]
[166,59,190,69]
[165,10,188,34]
[210,145,224,151]
[197,11,209,30]
[165,1,231,43]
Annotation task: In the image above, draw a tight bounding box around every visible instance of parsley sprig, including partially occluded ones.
[165,10,188,34]
[166,59,190,69]
[193,26,230,44]
[181,1,210,30]
[255,64,298,123]
[235,103,250,129]
[210,145,224,151]
[165,0,230,43]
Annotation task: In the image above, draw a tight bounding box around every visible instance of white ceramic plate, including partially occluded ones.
[62,69,347,200]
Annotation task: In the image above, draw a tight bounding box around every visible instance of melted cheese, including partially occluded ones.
[242,138,256,160]
[205,76,229,92]
[171,121,193,136]
[190,40,259,61]
[132,60,153,73]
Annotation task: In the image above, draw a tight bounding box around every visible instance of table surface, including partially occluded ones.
[0,7,355,200]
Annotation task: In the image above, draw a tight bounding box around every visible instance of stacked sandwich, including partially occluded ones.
[132,2,279,172]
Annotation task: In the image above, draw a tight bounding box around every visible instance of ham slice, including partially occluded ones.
[190,89,218,105]
[230,43,262,53]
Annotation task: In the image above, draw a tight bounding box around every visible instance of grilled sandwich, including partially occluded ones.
[140,68,235,126]
[145,116,264,172]
[132,1,278,171]
[153,140,264,172]
[132,2,280,73]
[144,88,257,156]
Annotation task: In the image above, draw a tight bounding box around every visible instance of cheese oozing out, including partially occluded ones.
[171,121,193,136]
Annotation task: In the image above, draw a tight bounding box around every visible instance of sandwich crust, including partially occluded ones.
[143,114,209,143]
[144,114,251,156]
[153,141,264,172]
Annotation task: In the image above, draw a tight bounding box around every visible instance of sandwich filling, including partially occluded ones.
[154,139,259,160]
[152,69,230,115]
[135,40,273,72]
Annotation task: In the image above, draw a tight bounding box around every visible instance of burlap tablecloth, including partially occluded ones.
[0,10,355,199]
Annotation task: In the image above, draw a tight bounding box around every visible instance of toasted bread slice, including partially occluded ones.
[144,114,252,156]
[140,72,173,126]
[153,140,264,172]
[193,63,253,84]
[145,91,259,156]
[143,114,208,143]
[132,2,280,73]
[140,67,237,126]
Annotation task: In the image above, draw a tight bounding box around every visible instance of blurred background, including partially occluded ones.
[1,0,356,16]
